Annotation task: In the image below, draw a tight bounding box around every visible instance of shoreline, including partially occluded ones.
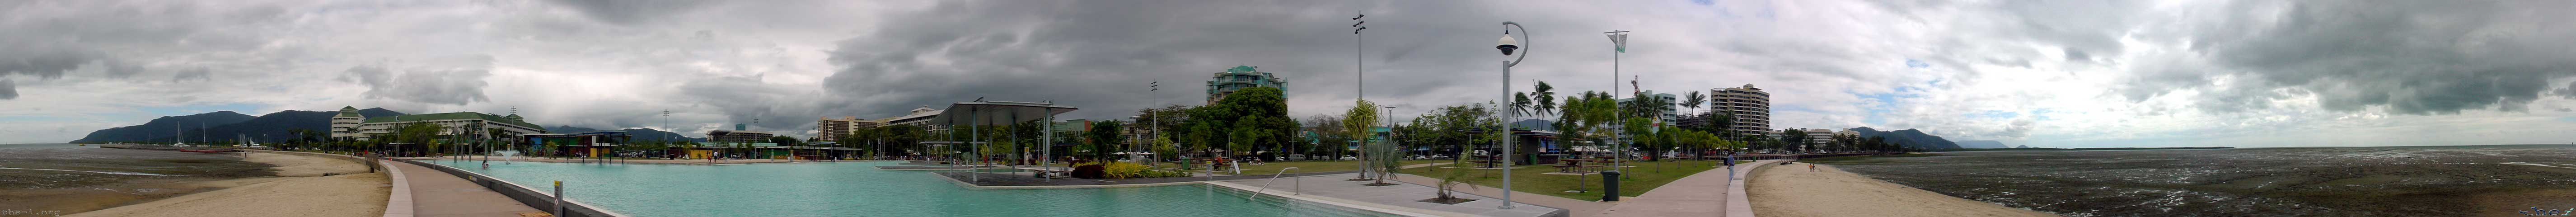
[60,151,387,217]
[1746,162,2054,217]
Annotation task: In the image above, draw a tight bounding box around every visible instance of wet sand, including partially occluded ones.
[0,144,386,216]
[65,173,388,217]
[242,152,370,177]
[1747,163,2056,217]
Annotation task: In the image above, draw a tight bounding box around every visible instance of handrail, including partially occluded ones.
[1247,167,1301,199]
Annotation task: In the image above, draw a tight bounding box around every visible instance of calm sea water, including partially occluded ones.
[428,160,1393,217]
[1821,145,2576,217]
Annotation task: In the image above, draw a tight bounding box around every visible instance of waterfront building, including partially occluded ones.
[1804,128,1836,146]
[880,106,943,126]
[706,130,776,144]
[1053,119,1091,135]
[1205,65,1288,104]
[1707,84,1773,137]
[815,116,880,142]
[331,106,547,141]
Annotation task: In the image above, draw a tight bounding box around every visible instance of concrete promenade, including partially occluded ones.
[1383,174,1614,217]
[1597,159,1788,217]
[384,161,546,217]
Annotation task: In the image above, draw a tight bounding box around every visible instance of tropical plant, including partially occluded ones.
[1365,130,1405,186]
[1532,81,1556,119]
[1429,161,1480,204]
[1512,92,1532,119]
[1340,100,1379,180]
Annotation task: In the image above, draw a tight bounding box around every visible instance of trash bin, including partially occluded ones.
[1602,171,1622,202]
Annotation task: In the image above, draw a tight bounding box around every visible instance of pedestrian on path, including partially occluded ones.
[1808,162,1817,172]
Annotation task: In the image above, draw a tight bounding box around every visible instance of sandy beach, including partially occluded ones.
[66,173,389,217]
[61,151,388,217]
[1747,162,2056,217]
[243,152,373,177]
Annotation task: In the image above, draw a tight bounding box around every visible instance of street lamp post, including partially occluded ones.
[1492,21,1530,209]
[1604,30,1630,174]
[1382,106,1396,157]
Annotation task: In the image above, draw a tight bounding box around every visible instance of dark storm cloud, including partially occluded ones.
[677,74,824,130]
[819,0,1553,120]
[2557,81,2576,98]
[0,43,101,79]
[169,67,209,82]
[341,55,497,105]
[545,0,710,25]
[0,79,16,99]
[2151,0,2576,115]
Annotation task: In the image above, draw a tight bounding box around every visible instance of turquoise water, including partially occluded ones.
[426,160,1392,217]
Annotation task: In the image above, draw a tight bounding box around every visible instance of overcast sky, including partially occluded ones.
[6,0,2576,147]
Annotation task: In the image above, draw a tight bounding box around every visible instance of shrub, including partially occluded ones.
[1072,164,1108,179]
[1074,162,1189,179]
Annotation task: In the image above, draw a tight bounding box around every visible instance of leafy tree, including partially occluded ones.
[1340,100,1379,180]
[1779,129,1811,153]
[1086,121,1125,160]
[385,122,441,156]
[1213,87,1295,161]
[1303,114,1348,160]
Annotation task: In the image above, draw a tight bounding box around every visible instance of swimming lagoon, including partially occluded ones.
[426,160,1394,217]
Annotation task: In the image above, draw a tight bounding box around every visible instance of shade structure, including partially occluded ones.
[930,100,1078,126]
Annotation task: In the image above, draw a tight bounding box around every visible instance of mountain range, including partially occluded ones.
[1957,140,2009,149]
[70,108,700,143]
[1847,127,1963,150]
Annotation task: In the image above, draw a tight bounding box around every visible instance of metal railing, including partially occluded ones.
[1246,167,1302,199]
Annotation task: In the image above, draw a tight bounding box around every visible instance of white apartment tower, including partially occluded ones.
[1707,84,1772,137]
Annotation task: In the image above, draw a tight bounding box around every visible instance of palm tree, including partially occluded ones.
[1681,90,1706,124]
[1511,92,1532,124]
[1533,81,1558,119]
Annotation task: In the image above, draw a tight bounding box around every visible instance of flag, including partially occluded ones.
[1608,33,1629,53]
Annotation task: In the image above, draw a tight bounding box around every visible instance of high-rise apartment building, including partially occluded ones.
[1706,84,1772,137]
[1205,66,1288,104]
[815,116,880,142]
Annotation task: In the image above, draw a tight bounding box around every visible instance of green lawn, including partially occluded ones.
[1156,160,1450,175]
[1396,160,1738,201]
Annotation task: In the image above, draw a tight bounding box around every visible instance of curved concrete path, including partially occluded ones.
[1597,159,1787,217]
[384,161,546,217]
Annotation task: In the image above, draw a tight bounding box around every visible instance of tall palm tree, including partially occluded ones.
[1511,92,1532,122]
[1532,81,1556,117]
[1681,90,1705,127]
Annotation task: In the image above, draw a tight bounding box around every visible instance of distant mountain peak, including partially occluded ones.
[1844,127,1962,150]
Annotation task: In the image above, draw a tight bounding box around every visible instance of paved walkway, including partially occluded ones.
[1383,173,1614,217]
[384,161,546,217]
[1221,174,1566,217]
[1597,159,1788,217]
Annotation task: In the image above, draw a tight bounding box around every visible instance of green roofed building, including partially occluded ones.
[1206,65,1287,104]
[330,105,548,141]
